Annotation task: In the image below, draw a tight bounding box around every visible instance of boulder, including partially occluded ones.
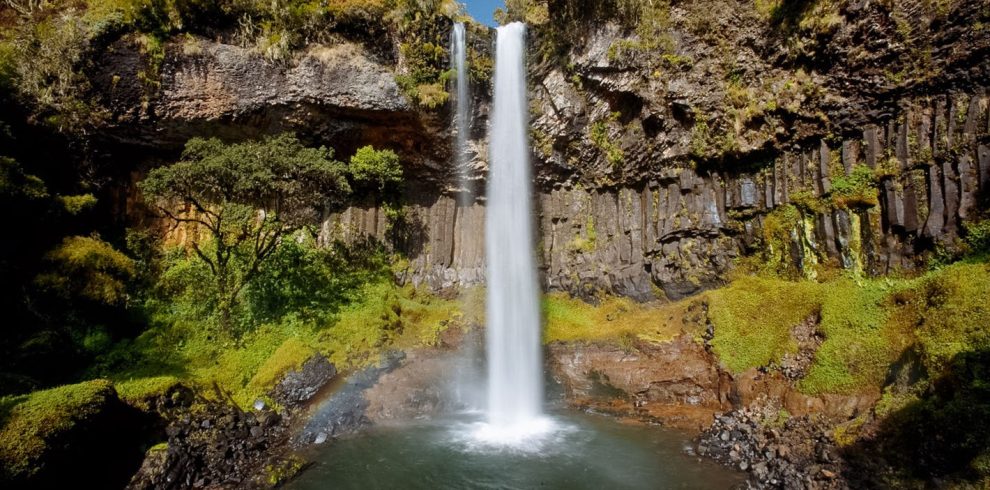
[270,354,337,408]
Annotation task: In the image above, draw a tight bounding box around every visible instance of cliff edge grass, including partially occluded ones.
[545,259,990,398]
[107,278,469,411]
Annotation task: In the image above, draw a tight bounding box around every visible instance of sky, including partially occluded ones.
[462,0,503,26]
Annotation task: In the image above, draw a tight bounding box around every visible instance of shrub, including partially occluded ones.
[349,146,402,191]
[830,164,878,209]
[58,194,98,215]
[963,219,990,257]
[34,236,136,306]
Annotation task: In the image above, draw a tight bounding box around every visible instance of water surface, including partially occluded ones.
[286,411,744,490]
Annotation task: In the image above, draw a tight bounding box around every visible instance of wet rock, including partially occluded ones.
[296,352,404,445]
[696,406,848,489]
[271,353,337,408]
[127,401,290,490]
[364,348,482,421]
[548,335,728,430]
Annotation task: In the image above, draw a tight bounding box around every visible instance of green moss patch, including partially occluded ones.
[890,262,990,374]
[114,375,184,411]
[799,279,908,394]
[543,292,684,344]
[0,379,116,480]
[706,276,818,373]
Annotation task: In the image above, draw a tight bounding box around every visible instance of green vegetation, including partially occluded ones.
[34,236,136,307]
[58,194,98,215]
[114,375,183,411]
[891,263,990,374]
[391,0,465,109]
[349,146,402,191]
[798,278,904,394]
[0,379,115,480]
[97,239,467,409]
[246,338,316,395]
[139,134,350,334]
[760,204,803,278]
[544,259,988,402]
[396,42,450,109]
[706,276,818,373]
[589,114,624,167]
[75,186,469,408]
[830,164,879,209]
[495,0,550,25]
[605,0,674,62]
[963,219,990,257]
[542,293,683,344]
[567,215,598,253]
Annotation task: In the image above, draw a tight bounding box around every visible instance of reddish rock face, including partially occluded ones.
[547,335,735,430]
[548,334,727,408]
[548,336,880,431]
[731,368,879,421]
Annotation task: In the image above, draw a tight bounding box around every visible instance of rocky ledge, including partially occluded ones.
[127,353,340,489]
[546,335,875,432]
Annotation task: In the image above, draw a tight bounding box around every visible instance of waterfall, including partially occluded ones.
[483,22,545,437]
[451,23,472,198]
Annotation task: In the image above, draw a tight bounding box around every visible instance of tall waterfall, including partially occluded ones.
[451,23,472,197]
[484,22,544,435]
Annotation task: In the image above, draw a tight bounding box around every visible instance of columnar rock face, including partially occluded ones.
[323,90,989,298]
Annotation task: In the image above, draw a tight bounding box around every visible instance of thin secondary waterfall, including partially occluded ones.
[484,22,544,435]
[451,22,472,198]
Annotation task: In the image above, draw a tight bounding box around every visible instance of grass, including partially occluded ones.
[94,276,468,411]
[0,379,116,480]
[543,260,989,399]
[542,292,684,344]
[706,276,819,373]
[799,278,908,394]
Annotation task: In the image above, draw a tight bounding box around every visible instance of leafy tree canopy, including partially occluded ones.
[348,145,402,191]
[139,133,350,334]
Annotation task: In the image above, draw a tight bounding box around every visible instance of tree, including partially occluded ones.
[348,145,402,192]
[139,134,350,334]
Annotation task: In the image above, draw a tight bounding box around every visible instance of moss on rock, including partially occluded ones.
[0,379,117,480]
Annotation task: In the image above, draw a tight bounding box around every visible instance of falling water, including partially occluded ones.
[481,22,547,443]
[448,22,485,411]
[451,22,472,198]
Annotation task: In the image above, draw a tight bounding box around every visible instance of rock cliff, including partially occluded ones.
[93,0,990,299]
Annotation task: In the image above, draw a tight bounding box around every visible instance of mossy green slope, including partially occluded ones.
[0,379,116,480]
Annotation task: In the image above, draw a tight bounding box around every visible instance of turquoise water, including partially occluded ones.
[286,411,744,490]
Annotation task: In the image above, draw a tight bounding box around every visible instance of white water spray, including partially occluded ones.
[451,23,472,197]
[480,22,548,444]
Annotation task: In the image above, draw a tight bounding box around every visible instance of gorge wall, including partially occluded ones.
[95,0,990,299]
